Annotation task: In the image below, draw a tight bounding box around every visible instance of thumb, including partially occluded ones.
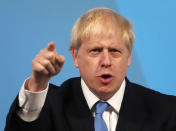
[47,41,56,52]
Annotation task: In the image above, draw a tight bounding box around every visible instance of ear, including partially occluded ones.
[127,51,132,67]
[72,48,79,68]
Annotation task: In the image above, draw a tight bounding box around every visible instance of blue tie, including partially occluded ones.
[94,102,109,131]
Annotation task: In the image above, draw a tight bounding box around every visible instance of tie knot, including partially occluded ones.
[95,102,109,115]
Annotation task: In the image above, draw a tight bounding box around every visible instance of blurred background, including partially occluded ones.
[0,0,175,129]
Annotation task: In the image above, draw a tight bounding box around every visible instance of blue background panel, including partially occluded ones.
[0,0,175,129]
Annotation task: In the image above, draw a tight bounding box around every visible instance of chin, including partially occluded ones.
[97,88,114,95]
[96,91,114,101]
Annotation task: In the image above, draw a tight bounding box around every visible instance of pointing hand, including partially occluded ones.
[26,42,65,92]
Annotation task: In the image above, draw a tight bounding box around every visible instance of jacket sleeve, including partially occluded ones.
[4,94,52,131]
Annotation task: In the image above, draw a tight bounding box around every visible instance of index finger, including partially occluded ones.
[46,41,56,52]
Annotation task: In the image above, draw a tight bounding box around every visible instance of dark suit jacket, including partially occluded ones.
[5,77,176,131]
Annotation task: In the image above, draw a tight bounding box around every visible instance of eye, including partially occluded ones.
[109,48,121,57]
[91,48,102,52]
[89,48,102,56]
[109,48,119,53]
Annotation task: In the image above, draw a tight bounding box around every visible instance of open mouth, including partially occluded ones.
[101,74,112,79]
[99,74,113,83]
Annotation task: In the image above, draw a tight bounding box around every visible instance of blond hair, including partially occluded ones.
[69,8,135,52]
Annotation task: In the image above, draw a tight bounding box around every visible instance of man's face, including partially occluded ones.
[72,32,132,100]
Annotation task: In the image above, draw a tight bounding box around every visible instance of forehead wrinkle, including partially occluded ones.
[82,36,123,50]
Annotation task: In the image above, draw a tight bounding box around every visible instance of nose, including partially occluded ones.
[101,50,111,68]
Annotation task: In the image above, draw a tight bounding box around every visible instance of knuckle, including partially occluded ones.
[47,52,55,59]
[39,49,44,54]
[32,59,38,67]
[36,66,46,74]
[44,60,50,66]
[39,66,45,72]
[32,59,35,64]
[34,54,41,61]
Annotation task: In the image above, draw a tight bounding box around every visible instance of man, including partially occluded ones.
[5,8,176,131]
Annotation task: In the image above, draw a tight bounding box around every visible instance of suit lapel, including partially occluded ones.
[116,78,147,131]
[62,77,148,131]
[63,77,94,131]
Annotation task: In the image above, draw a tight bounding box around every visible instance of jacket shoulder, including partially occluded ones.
[126,79,176,108]
[48,77,81,93]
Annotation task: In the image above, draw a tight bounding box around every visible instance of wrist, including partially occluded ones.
[25,76,49,92]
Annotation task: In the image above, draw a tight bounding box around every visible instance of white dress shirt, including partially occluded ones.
[81,79,126,131]
[18,80,49,121]
[18,78,126,131]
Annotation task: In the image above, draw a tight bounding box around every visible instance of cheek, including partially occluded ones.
[113,58,129,72]
[78,57,96,74]
[81,57,99,68]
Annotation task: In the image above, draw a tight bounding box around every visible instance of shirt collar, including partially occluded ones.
[81,78,126,113]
